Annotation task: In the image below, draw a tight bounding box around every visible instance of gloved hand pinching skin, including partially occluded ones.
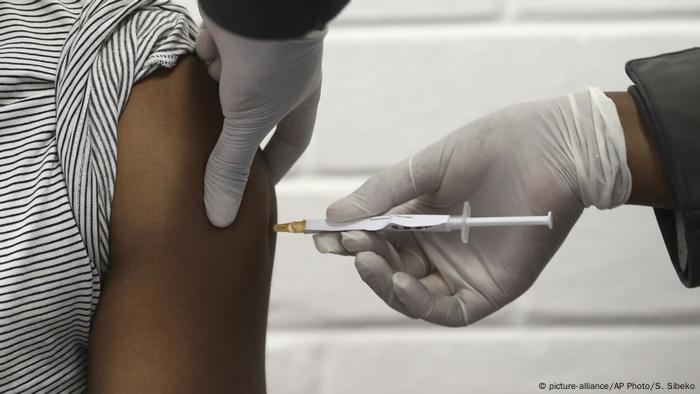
[196,8,325,227]
[314,88,631,327]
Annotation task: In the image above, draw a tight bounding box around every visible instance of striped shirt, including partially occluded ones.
[0,1,196,391]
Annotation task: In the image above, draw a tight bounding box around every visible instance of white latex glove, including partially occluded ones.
[196,9,325,227]
[314,88,632,326]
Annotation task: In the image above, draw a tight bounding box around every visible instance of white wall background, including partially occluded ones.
[176,1,700,393]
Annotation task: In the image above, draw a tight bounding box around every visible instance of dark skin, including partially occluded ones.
[606,92,672,209]
[87,55,275,394]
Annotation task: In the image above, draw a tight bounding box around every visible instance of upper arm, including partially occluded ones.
[87,55,276,393]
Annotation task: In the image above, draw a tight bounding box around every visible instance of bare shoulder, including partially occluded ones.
[111,54,275,258]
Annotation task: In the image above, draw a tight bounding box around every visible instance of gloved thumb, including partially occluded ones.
[326,144,446,222]
[204,118,267,227]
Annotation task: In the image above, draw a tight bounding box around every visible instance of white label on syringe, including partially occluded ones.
[305,215,451,233]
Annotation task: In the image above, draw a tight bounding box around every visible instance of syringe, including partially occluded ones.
[273,202,552,243]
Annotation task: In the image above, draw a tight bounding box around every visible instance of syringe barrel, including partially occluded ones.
[446,213,552,230]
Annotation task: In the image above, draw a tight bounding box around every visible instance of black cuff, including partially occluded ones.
[199,0,349,39]
[626,47,700,288]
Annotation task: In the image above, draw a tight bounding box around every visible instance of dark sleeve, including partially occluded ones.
[198,0,350,39]
[625,47,700,288]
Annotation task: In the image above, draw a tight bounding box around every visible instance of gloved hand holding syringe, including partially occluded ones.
[298,88,631,328]
[274,202,552,244]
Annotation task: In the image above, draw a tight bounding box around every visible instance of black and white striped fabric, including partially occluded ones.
[0,1,196,391]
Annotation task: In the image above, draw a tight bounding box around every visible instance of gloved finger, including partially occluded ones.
[203,120,267,227]
[206,57,222,81]
[396,241,431,278]
[313,233,350,255]
[355,251,416,318]
[195,26,219,64]
[263,83,321,184]
[341,230,428,277]
[326,142,448,222]
[419,272,452,295]
[340,231,402,268]
[392,272,468,327]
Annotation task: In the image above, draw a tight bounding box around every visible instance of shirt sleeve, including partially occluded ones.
[625,47,700,288]
[198,0,350,39]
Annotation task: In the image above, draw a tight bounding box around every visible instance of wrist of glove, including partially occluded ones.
[314,87,631,327]
[565,88,632,209]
